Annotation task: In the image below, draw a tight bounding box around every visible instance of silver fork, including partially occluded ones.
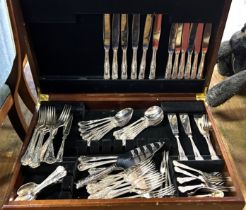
[21,108,46,165]
[179,114,203,160]
[29,107,52,168]
[40,105,71,164]
[193,114,219,160]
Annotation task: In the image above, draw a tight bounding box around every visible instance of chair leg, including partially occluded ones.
[19,72,37,113]
[8,100,28,141]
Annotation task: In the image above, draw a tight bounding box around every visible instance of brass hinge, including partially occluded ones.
[196,87,208,102]
[36,88,49,109]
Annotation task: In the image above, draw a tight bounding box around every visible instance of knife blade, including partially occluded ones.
[177,23,190,79]
[103,14,111,80]
[197,23,212,79]
[149,14,162,80]
[184,23,198,79]
[190,23,204,79]
[165,23,178,79]
[138,14,153,79]
[111,14,120,80]
[121,14,129,79]
[131,14,140,79]
[171,23,183,79]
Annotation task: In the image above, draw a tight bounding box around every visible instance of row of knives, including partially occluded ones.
[103,14,212,80]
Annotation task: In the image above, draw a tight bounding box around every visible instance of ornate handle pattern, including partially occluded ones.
[190,52,199,79]
[149,47,157,80]
[33,166,67,195]
[112,48,118,80]
[184,51,193,79]
[171,51,180,79]
[138,48,147,79]
[131,47,138,79]
[165,51,174,79]
[177,50,186,79]
[188,135,204,160]
[174,135,188,160]
[104,47,110,80]
[121,48,128,79]
[197,51,206,79]
[178,184,204,193]
[76,164,116,189]
[204,134,219,160]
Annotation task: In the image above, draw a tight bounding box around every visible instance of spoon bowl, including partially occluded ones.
[114,108,133,127]
[17,182,37,196]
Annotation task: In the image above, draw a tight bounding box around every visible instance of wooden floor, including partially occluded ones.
[0,67,245,208]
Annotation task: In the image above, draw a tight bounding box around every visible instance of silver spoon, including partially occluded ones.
[79,108,133,145]
[15,166,67,201]
[113,106,164,145]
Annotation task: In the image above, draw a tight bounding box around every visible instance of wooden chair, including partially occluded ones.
[0,0,36,141]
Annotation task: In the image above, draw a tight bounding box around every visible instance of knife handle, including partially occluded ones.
[177,51,186,79]
[184,51,193,79]
[197,51,206,79]
[149,47,157,80]
[112,48,118,80]
[121,48,128,79]
[190,52,199,79]
[171,51,180,79]
[131,47,138,79]
[165,51,173,79]
[104,48,110,80]
[138,48,147,80]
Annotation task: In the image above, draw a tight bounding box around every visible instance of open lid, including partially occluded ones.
[17,0,230,94]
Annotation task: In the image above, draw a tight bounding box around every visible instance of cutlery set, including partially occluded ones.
[78,106,163,147]
[166,23,212,80]
[103,14,212,80]
[21,105,73,168]
[168,113,219,160]
[173,161,232,197]
[103,14,163,80]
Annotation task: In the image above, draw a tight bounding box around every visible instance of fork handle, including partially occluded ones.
[188,135,203,160]
[175,135,188,160]
[178,184,205,193]
[204,134,219,160]
[173,160,203,175]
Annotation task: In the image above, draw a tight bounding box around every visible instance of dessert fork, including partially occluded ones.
[194,114,219,160]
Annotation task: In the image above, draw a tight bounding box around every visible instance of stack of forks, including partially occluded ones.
[20,105,72,168]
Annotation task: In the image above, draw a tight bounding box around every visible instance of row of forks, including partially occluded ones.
[21,105,72,168]
[168,113,219,160]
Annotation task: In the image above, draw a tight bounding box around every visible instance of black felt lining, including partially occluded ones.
[19,101,229,199]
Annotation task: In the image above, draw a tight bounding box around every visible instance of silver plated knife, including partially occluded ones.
[121,14,129,79]
[103,14,111,80]
[190,23,204,79]
[171,23,183,79]
[138,14,153,80]
[168,113,188,160]
[131,14,140,79]
[184,23,198,79]
[165,23,178,79]
[149,14,162,80]
[197,23,212,79]
[177,23,190,79]
[112,14,120,80]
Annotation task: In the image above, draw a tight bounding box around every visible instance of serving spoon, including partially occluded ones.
[15,166,67,201]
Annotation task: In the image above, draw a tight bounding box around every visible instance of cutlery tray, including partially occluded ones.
[4,100,242,207]
[3,0,245,208]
